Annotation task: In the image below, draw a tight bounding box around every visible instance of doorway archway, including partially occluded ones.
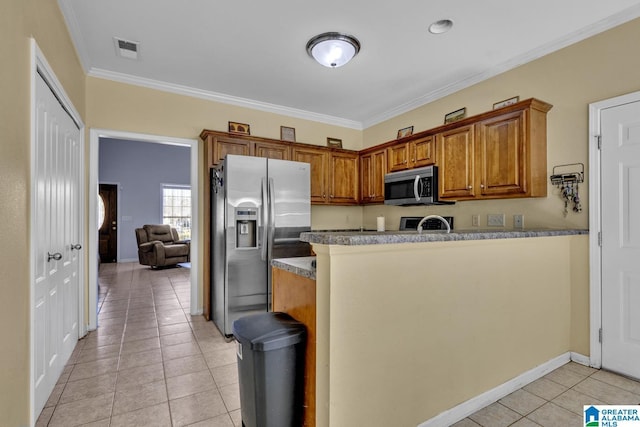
[88,129,200,330]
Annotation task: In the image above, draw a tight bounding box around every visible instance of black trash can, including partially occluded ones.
[233,312,306,427]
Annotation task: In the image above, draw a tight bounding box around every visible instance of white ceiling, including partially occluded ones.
[58,0,640,129]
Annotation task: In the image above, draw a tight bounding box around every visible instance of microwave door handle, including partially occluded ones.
[260,177,268,261]
[414,175,421,202]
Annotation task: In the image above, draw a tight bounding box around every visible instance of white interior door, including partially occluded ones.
[600,99,640,380]
[33,72,81,416]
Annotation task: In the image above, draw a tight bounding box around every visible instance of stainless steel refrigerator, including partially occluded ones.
[210,155,311,336]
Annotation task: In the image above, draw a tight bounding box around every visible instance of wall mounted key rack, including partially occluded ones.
[550,163,584,216]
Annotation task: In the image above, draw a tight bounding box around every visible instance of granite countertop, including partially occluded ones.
[272,256,316,280]
[299,228,588,246]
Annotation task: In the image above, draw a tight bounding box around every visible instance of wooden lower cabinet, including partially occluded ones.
[272,267,316,427]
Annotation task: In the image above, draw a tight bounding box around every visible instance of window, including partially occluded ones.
[162,185,191,240]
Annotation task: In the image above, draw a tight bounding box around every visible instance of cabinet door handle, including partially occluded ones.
[71,244,82,250]
[480,184,485,188]
[468,186,473,190]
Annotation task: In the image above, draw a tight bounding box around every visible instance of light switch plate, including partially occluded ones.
[487,213,505,227]
[472,214,480,227]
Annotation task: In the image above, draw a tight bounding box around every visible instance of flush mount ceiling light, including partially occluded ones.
[306,32,361,68]
[428,19,454,34]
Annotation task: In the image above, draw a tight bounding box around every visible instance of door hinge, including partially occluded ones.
[596,135,602,149]
[598,231,602,247]
[599,328,602,343]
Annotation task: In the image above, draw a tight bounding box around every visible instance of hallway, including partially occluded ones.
[37,262,240,426]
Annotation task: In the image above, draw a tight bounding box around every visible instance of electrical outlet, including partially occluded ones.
[472,214,480,227]
[513,214,524,229]
[487,213,505,227]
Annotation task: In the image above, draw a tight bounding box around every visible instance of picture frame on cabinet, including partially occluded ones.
[493,96,520,110]
[397,126,414,139]
[228,121,250,135]
[327,137,343,148]
[280,126,296,142]
[444,107,466,124]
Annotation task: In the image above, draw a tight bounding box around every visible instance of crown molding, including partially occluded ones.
[88,68,364,130]
[362,3,640,128]
[57,0,91,73]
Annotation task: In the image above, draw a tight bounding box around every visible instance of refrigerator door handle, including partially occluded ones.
[268,177,276,262]
[260,177,268,261]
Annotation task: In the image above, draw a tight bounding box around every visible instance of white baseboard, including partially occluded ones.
[417,352,571,427]
[570,352,591,367]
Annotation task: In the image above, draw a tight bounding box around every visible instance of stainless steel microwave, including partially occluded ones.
[384,165,453,206]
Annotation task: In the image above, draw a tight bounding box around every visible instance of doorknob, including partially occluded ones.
[71,244,82,250]
[48,252,62,262]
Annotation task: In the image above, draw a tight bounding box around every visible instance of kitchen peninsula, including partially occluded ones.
[273,229,589,427]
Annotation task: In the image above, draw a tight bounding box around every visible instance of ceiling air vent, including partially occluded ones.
[114,37,139,60]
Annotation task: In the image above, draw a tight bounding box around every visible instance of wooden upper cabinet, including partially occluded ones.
[292,145,359,205]
[254,140,291,160]
[387,136,436,172]
[438,125,476,199]
[436,98,552,201]
[328,151,359,204]
[387,143,410,172]
[413,136,436,167]
[476,110,526,197]
[200,130,291,167]
[360,148,387,203]
[291,145,328,203]
[210,135,250,167]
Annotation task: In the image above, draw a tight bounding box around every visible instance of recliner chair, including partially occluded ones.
[135,224,190,268]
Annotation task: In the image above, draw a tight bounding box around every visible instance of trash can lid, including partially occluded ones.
[233,312,306,352]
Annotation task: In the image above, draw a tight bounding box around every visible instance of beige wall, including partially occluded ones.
[86,78,363,150]
[313,235,586,426]
[363,17,640,232]
[0,0,86,424]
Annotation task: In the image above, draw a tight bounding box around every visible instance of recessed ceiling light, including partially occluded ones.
[428,19,453,34]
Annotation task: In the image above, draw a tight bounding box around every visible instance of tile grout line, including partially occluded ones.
[107,264,134,425]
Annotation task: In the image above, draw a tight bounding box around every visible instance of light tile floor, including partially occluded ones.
[37,262,241,427]
[36,262,640,427]
[454,361,640,427]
